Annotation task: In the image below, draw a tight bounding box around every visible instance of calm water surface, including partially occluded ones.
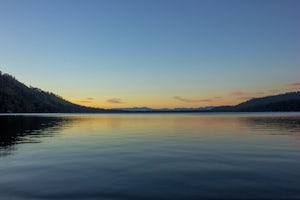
[0,113,300,200]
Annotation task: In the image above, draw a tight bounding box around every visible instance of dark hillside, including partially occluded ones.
[235,92,300,112]
[212,92,300,112]
[0,72,105,113]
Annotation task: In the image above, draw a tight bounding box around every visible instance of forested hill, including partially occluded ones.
[0,72,106,113]
[234,92,300,111]
[212,92,300,112]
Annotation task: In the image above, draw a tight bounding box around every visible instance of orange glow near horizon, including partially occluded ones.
[65,87,293,109]
[70,97,243,109]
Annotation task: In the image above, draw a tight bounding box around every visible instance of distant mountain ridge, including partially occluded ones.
[1,71,300,113]
[112,106,214,112]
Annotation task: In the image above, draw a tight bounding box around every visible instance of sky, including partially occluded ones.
[0,0,299,108]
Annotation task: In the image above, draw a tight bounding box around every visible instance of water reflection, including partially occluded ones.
[0,116,69,156]
[1,114,300,151]
[240,115,300,135]
[0,114,300,199]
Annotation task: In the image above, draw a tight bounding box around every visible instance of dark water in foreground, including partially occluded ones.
[0,113,300,200]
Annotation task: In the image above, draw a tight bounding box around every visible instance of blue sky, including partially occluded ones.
[0,0,299,108]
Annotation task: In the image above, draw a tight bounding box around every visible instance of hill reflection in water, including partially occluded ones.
[0,116,70,156]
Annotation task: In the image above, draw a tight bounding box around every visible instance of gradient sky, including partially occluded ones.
[0,0,299,108]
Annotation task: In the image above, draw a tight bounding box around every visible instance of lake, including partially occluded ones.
[1,113,300,200]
